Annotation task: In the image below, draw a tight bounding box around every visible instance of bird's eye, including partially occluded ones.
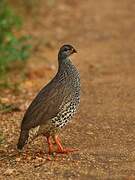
[64,48,70,51]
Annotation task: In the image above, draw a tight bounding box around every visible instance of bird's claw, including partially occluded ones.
[56,147,79,154]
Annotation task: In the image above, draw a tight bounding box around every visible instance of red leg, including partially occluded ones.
[54,135,78,154]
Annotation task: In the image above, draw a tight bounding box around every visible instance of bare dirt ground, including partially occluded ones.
[0,0,135,179]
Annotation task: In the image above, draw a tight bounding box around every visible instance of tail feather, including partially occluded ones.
[17,129,29,150]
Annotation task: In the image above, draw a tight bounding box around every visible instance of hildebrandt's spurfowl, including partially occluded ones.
[17,44,80,159]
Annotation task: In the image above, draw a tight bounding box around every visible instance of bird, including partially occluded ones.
[17,44,80,158]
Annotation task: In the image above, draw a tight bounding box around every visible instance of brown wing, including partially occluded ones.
[21,78,72,130]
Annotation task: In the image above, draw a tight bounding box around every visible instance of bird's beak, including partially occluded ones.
[72,48,77,53]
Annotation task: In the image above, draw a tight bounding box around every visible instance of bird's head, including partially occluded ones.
[58,44,77,60]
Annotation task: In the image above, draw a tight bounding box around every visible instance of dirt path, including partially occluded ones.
[1,0,135,179]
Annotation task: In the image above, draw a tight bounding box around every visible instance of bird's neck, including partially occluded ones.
[58,56,72,70]
[58,52,67,61]
[57,57,78,80]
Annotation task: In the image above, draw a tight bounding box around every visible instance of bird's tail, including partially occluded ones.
[17,129,29,150]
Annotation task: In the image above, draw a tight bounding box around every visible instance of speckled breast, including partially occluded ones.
[51,101,79,129]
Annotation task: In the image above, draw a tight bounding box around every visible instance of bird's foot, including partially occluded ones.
[56,147,78,154]
[54,135,78,154]
[46,136,58,160]
[47,155,52,161]
[46,152,58,161]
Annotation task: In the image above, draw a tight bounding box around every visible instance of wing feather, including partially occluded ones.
[21,78,72,129]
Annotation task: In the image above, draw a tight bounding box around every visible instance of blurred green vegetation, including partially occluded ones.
[0,0,32,78]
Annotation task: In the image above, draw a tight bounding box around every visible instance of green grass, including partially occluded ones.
[0,0,32,78]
